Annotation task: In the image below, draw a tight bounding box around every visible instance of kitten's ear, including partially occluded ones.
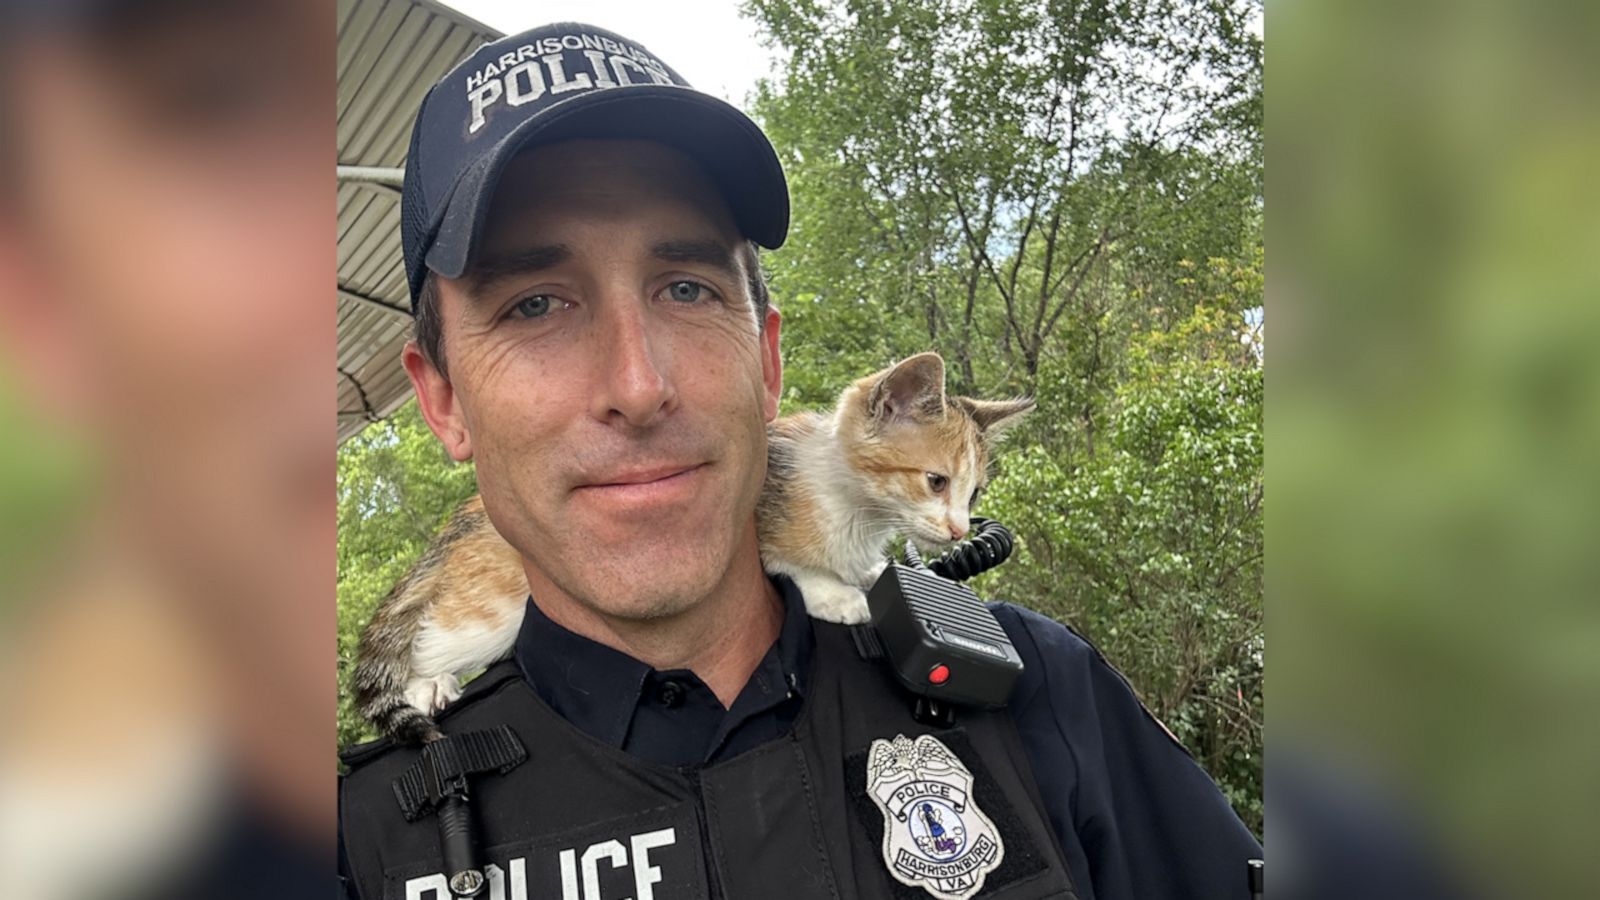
[959,396,1035,437]
[869,352,947,424]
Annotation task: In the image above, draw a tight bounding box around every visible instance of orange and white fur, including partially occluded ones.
[353,352,1032,743]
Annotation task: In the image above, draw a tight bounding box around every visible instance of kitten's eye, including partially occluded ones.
[969,487,982,507]
[665,281,705,303]
[508,295,553,320]
[926,472,949,494]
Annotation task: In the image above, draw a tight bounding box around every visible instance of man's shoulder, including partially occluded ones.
[984,601,1097,712]
[985,601,1099,674]
[987,599,1193,757]
[339,660,526,777]
[986,599,1156,691]
[338,734,400,772]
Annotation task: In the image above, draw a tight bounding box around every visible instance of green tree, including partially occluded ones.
[749,0,1261,398]
[745,0,1264,831]
[980,301,1263,828]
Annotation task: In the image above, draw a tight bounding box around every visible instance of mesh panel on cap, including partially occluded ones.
[399,107,431,305]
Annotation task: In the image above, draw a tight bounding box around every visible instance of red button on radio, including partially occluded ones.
[928,664,951,685]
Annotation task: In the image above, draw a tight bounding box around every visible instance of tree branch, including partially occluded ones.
[1041,230,1112,342]
[948,185,1025,348]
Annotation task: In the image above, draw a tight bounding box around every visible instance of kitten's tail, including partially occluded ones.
[352,656,443,745]
[352,574,444,745]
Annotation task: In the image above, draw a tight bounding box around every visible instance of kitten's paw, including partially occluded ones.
[798,578,872,625]
[404,673,462,714]
[828,599,872,625]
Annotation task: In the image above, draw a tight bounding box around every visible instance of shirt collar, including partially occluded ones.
[513,594,650,747]
[512,575,814,749]
[772,574,814,697]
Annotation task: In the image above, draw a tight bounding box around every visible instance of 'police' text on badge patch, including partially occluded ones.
[866,734,1006,900]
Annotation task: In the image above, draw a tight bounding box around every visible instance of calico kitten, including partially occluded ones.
[353,352,1031,744]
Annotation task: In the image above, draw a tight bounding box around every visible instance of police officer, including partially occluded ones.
[338,22,1262,900]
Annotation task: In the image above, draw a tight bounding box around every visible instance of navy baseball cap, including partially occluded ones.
[401,22,790,304]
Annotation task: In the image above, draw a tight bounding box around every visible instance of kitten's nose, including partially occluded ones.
[948,520,969,541]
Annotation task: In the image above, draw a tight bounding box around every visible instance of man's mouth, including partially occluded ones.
[572,463,709,508]
[581,462,706,488]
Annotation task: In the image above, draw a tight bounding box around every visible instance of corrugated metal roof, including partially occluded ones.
[336,0,499,442]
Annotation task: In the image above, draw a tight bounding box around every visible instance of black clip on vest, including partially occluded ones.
[389,725,527,897]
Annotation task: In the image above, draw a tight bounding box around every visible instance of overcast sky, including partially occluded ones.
[441,0,779,111]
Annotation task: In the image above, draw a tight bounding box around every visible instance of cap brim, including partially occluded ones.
[424,86,788,281]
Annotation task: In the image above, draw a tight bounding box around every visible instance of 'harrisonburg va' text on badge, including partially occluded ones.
[866,734,1004,900]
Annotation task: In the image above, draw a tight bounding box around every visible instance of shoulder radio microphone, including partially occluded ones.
[861,518,1024,723]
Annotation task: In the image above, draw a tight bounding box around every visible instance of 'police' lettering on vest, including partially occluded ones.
[402,827,677,900]
[464,34,675,134]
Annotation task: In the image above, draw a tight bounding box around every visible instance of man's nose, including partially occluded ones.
[592,301,676,427]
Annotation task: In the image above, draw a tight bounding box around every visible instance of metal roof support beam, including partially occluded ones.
[338,285,412,319]
[337,165,405,197]
[337,165,405,186]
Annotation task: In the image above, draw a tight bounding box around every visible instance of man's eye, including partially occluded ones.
[665,281,705,303]
[509,295,553,319]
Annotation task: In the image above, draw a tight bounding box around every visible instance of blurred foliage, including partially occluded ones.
[1272,0,1600,894]
[336,0,1263,834]
[0,369,92,618]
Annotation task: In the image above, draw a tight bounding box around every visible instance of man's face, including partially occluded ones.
[409,140,782,622]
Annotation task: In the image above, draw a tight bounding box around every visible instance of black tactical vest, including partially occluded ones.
[340,621,1078,900]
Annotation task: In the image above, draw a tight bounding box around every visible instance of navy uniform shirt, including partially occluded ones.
[512,577,814,766]
[510,576,1262,899]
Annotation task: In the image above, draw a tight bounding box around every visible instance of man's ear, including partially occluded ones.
[760,305,783,423]
[402,341,472,461]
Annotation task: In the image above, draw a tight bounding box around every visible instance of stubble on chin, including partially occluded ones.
[533,534,732,625]
[602,587,703,623]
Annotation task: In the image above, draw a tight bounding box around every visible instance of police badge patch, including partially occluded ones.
[866,734,1005,900]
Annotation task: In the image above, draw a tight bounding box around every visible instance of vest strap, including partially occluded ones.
[391,725,527,822]
[849,623,886,660]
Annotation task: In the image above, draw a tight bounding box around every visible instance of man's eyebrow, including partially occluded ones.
[463,244,572,296]
[652,239,740,279]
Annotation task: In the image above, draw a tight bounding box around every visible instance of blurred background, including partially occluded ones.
[0,0,331,896]
[1271,0,1600,896]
